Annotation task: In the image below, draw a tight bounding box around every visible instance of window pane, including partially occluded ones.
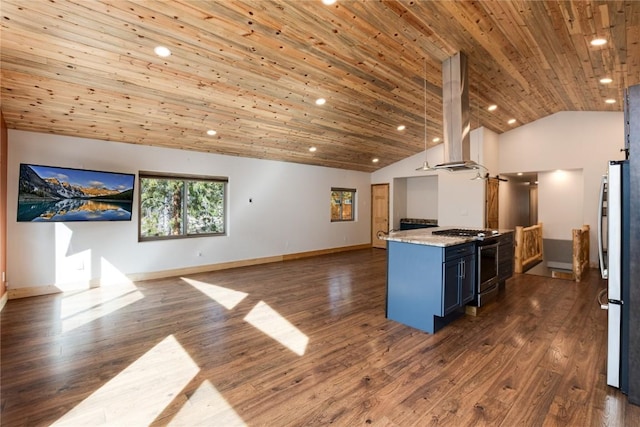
[330,189,355,222]
[140,175,227,240]
[187,181,225,234]
[140,178,183,237]
[330,191,342,221]
[341,192,353,220]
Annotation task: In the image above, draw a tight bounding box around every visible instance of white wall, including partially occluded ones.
[498,111,624,265]
[437,171,485,228]
[8,111,624,290]
[479,127,500,175]
[499,180,534,230]
[375,111,623,261]
[538,169,583,239]
[8,130,371,291]
[392,177,407,229]
[372,146,441,228]
[372,127,490,228]
[405,176,438,219]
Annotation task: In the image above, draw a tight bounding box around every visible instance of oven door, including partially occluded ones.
[477,242,499,293]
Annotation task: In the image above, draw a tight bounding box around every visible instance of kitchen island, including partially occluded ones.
[382,227,513,333]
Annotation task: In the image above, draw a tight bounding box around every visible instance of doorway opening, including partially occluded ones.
[502,170,585,279]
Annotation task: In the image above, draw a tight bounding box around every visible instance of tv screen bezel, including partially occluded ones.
[17,163,136,223]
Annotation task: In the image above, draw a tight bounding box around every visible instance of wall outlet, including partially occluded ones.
[197,251,203,257]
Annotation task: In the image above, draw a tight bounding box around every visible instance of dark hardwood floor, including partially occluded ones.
[2,249,639,426]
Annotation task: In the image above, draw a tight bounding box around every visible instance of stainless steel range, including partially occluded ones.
[432,228,501,306]
[431,228,499,240]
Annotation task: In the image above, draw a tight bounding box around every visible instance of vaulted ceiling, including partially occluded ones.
[1,1,639,172]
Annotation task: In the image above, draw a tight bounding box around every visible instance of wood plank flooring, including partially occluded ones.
[2,248,639,426]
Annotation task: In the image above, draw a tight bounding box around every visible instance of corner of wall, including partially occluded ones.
[0,111,7,302]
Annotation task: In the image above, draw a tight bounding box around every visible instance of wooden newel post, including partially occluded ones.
[514,226,524,273]
[572,224,590,282]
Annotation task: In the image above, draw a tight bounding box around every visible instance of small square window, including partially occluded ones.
[331,188,356,221]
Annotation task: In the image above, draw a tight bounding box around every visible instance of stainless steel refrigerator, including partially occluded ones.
[598,160,630,392]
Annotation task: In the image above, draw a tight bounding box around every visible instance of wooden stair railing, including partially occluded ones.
[514,223,544,274]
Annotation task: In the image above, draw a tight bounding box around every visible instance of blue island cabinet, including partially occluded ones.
[386,240,476,333]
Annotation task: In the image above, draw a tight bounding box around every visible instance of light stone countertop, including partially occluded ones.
[382,227,513,248]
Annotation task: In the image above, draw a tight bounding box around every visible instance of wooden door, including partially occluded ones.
[486,177,499,229]
[371,183,389,249]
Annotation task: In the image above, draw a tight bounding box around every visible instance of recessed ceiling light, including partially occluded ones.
[600,77,613,84]
[590,38,607,46]
[432,137,440,143]
[372,158,379,163]
[605,99,616,104]
[322,0,337,4]
[309,146,317,152]
[397,125,406,131]
[517,172,523,176]
[487,104,498,112]
[315,98,326,105]
[508,118,516,125]
[206,129,217,136]
[154,46,171,57]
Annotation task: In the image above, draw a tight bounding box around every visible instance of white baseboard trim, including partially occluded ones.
[7,244,372,300]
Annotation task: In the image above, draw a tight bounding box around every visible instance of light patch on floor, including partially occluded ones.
[61,284,143,333]
[244,301,309,356]
[181,277,248,310]
[50,335,199,426]
[168,380,246,426]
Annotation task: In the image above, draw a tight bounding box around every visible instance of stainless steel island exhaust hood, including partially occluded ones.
[432,52,482,172]
[433,159,482,171]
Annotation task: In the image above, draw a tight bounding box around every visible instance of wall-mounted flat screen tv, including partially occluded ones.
[18,164,135,222]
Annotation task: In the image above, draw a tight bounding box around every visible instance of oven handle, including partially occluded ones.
[477,242,499,250]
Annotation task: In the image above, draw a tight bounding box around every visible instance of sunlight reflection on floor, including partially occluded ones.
[244,301,309,356]
[168,380,246,427]
[181,277,248,310]
[53,278,308,424]
[51,335,199,426]
[60,284,143,333]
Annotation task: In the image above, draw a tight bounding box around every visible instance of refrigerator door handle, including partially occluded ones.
[598,288,609,310]
[598,174,608,279]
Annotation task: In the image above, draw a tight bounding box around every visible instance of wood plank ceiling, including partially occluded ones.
[1,0,639,172]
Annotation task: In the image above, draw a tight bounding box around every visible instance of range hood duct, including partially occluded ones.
[433,52,480,171]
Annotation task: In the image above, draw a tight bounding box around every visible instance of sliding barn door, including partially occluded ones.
[486,177,499,229]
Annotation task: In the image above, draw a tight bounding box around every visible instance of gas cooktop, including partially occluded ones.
[432,228,499,239]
